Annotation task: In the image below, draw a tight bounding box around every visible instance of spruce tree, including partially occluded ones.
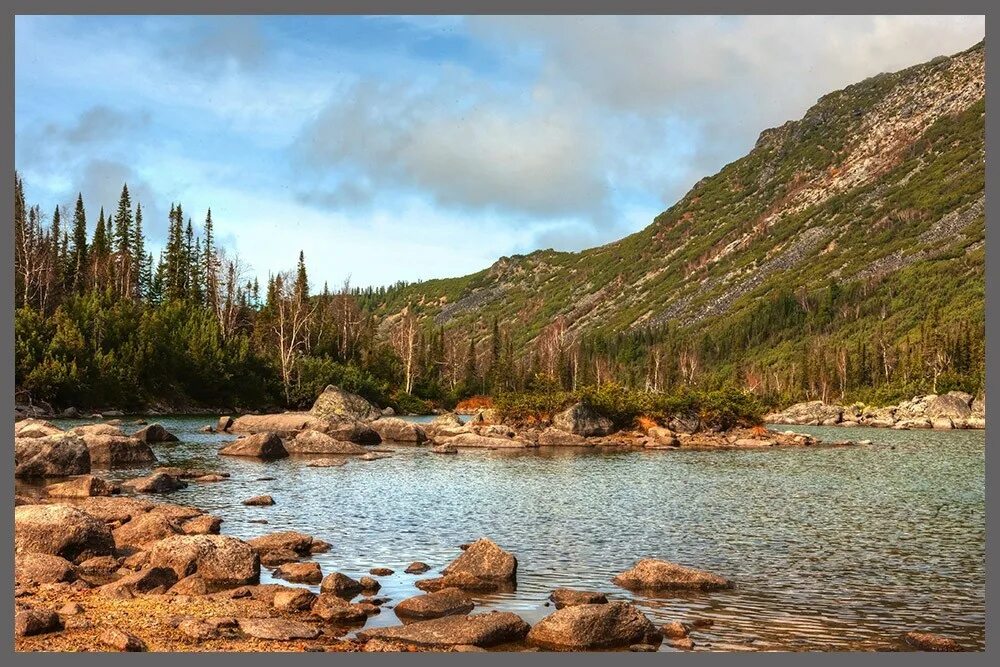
[131,203,146,300]
[70,193,88,292]
[294,250,309,302]
[112,184,133,298]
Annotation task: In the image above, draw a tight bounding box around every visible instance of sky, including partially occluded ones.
[15,15,985,289]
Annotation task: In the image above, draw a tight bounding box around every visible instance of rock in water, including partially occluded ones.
[272,587,317,612]
[219,432,288,460]
[273,561,322,583]
[285,430,367,455]
[527,601,662,650]
[310,594,369,624]
[552,403,614,437]
[904,631,963,652]
[15,418,64,438]
[320,572,363,599]
[249,531,317,556]
[217,415,234,432]
[242,495,275,506]
[439,538,517,590]
[394,588,475,620]
[131,423,179,443]
[14,434,91,478]
[310,385,382,422]
[924,393,973,420]
[612,558,732,591]
[371,417,428,444]
[549,588,608,609]
[45,474,114,497]
[148,535,260,590]
[112,512,183,550]
[15,504,116,564]
[82,435,157,467]
[357,612,530,648]
[123,472,188,494]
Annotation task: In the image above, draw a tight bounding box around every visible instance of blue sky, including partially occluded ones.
[15,15,985,289]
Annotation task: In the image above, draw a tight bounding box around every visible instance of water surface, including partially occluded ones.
[24,418,986,651]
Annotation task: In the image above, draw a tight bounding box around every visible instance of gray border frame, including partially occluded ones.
[2,2,994,665]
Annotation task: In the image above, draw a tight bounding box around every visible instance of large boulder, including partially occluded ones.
[552,403,614,437]
[112,513,184,550]
[218,432,288,460]
[284,430,367,455]
[612,558,732,592]
[394,587,475,620]
[316,418,382,445]
[439,538,517,590]
[229,413,323,436]
[82,435,157,467]
[15,418,64,438]
[371,417,428,444]
[15,504,116,564]
[71,423,125,437]
[147,534,260,590]
[320,571,363,599]
[46,475,115,498]
[356,612,530,648]
[14,434,91,478]
[310,594,369,624]
[248,530,316,557]
[925,392,973,420]
[310,385,381,422]
[527,602,662,650]
[99,567,178,599]
[273,561,322,584]
[442,433,535,449]
[131,423,179,443]
[15,552,78,585]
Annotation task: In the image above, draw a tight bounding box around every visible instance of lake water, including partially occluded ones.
[22,418,985,652]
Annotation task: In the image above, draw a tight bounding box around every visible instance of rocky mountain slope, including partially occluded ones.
[373,42,985,379]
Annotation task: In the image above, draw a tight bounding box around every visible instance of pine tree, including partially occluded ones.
[112,184,133,298]
[294,250,309,302]
[131,203,146,300]
[203,208,218,308]
[70,193,88,292]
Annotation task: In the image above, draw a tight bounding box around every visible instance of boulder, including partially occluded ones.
[552,403,614,437]
[317,418,382,445]
[405,561,431,574]
[99,567,178,599]
[273,561,322,584]
[260,549,301,567]
[310,594,369,624]
[181,514,223,535]
[148,535,260,590]
[217,416,234,432]
[931,417,954,430]
[371,417,428,444]
[229,413,321,436]
[45,475,114,498]
[238,618,320,641]
[248,531,316,556]
[15,504,116,563]
[242,495,275,506]
[527,601,662,650]
[320,572,363,599]
[285,430,367,455]
[766,400,843,425]
[15,607,63,637]
[360,575,381,592]
[77,555,123,576]
[394,587,475,620]
[537,428,591,447]
[646,427,679,448]
[76,496,154,524]
[444,433,535,449]
[925,393,973,420]
[132,423,180,443]
[431,444,458,454]
[612,558,732,592]
[100,628,148,651]
[71,423,125,437]
[15,418,64,438]
[370,567,394,576]
[113,512,184,550]
[357,612,530,648]
[123,472,187,494]
[83,435,157,467]
[14,434,91,478]
[272,587,317,612]
[903,631,962,652]
[219,432,288,459]
[661,621,689,639]
[549,588,608,609]
[15,553,77,585]
[310,385,381,422]
[440,538,517,590]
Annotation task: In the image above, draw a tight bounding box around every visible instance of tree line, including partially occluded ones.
[14,174,984,413]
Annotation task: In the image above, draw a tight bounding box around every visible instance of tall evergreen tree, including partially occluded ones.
[70,193,88,292]
[295,250,309,302]
[131,203,146,299]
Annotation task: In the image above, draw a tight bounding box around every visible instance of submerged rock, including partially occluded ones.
[904,631,963,652]
[242,495,275,506]
[394,587,475,620]
[123,472,188,494]
[549,588,608,609]
[612,558,733,592]
[357,612,530,648]
[405,562,431,574]
[285,429,367,455]
[527,601,662,650]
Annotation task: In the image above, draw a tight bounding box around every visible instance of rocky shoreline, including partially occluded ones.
[14,385,973,652]
[765,391,985,430]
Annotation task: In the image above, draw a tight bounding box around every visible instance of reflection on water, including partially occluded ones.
[23,418,985,651]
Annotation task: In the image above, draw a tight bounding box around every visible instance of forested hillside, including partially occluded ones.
[13,42,985,412]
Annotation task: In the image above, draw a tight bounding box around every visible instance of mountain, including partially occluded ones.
[372,42,985,399]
